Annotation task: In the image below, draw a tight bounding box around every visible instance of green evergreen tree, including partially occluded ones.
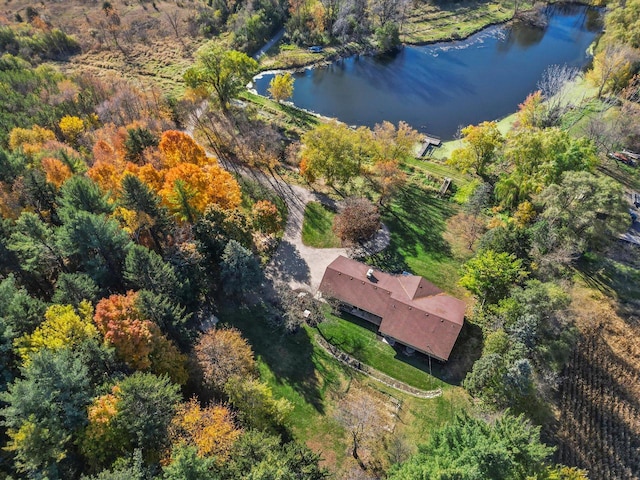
[58,176,113,221]
[124,127,159,163]
[0,274,47,337]
[162,445,219,480]
[8,211,66,282]
[124,245,181,297]
[57,211,132,289]
[135,289,193,350]
[388,413,554,480]
[1,348,92,479]
[220,240,262,298]
[110,372,181,464]
[52,272,99,307]
[120,174,171,249]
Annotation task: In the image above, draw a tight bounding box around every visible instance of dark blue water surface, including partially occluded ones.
[254,5,602,139]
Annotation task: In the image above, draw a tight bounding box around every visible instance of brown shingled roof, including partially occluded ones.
[319,256,465,361]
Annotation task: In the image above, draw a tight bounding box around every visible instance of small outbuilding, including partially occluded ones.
[319,256,466,362]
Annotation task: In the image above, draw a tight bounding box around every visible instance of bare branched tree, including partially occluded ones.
[165,9,186,47]
[336,391,380,468]
[581,103,624,155]
[537,64,579,125]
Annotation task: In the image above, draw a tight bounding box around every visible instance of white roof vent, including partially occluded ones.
[366,269,374,279]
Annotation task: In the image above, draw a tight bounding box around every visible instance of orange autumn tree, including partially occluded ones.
[94,291,188,384]
[88,125,134,194]
[159,130,207,168]
[87,159,124,195]
[41,157,73,188]
[169,398,241,461]
[160,163,241,223]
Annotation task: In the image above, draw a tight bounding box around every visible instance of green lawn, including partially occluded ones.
[400,0,527,45]
[218,305,350,467]
[403,157,473,189]
[218,303,473,474]
[301,202,342,248]
[318,312,447,391]
[368,182,465,296]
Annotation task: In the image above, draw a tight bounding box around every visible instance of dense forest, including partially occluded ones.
[0,0,639,478]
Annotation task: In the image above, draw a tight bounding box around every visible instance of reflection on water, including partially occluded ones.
[254,5,602,139]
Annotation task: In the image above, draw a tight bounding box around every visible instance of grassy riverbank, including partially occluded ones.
[432,75,600,161]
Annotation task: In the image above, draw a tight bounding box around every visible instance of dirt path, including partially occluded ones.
[237,166,389,292]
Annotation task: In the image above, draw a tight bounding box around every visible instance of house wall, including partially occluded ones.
[339,304,383,326]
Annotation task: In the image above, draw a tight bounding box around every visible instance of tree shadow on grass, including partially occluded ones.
[280,104,320,129]
[381,183,456,263]
[219,303,328,415]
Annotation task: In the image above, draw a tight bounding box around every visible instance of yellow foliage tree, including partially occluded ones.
[512,200,537,227]
[59,115,85,146]
[8,126,56,156]
[82,386,123,467]
[159,130,207,168]
[447,121,504,179]
[268,72,294,103]
[169,398,241,461]
[15,301,98,363]
[587,44,639,98]
[112,206,154,240]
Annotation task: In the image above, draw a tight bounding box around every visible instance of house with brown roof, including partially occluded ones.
[318,256,466,362]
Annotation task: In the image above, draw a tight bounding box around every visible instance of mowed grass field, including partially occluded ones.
[368,182,467,296]
[301,202,342,248]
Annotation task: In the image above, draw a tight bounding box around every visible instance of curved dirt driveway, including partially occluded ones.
[185,103,389,292]
[241,168,389,292]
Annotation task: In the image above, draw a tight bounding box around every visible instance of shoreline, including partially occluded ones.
[257,0,595,73]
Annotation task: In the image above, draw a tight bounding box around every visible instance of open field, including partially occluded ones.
[554,286,640,480]
[1,0,208,94]
[401,0,521,45]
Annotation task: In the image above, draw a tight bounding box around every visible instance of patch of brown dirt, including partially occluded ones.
[553,286,640,479]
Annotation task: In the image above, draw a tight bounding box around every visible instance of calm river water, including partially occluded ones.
[254,5,603,139]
